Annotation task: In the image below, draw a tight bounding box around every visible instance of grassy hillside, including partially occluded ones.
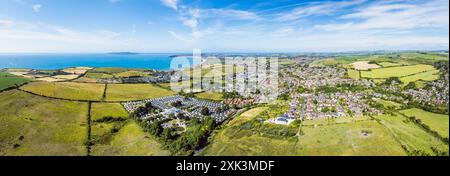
[0,72,31,91]
[105,84,174,101]
[21,82,105,101]
[400,108,449,138]
[90,121,170,156]
[0,90,88,156]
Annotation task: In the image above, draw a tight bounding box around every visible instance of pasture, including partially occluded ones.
[400,108,449,138]
[20,82,105,101]
[90,121,170,156]
[378,62,403,67]
[105,83,175,101]
[373,113,448,155]
[92,67,128,73]
[360,64,436,79]
[347,69,360,80]
[295,120,406,156]
[350,61,381,70]
[91,103,129,121]
[0,90,88,156]
[0,72,31,91]
[195,92,223,101]
[399,70,440,85]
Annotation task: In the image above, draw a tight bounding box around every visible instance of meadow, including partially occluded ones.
[195,91,223,101]
[0,72,31,91]
[0,90,88,156]
[90,103,129,121]
[347,69,360,80]
[373,113,448,155]
[92,67,129,73]
[105,83,175,101]
[21,82,105,101]
[295,120,406,156]
[204,106,406,156]
[90,121,170,156]
[361,64,436,79]
[400,108,449,138]
[399,70,440,85]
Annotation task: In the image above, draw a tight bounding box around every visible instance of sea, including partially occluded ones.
[0,53,193,70]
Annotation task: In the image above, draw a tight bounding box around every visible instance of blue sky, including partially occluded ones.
[0,0,448,53]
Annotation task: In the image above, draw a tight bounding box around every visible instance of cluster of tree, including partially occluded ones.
[407,116,449,145]
[200,107,210,116]
[171,100,183,108]
[433,60,449,72]
[384,77,403,85]
[163,117,216,155]
[277,92,290,101]
[179,90,195,98]
[93,116,127,123]
[133,102,157,117]
[258,124,297,138]
[215,105,230,113]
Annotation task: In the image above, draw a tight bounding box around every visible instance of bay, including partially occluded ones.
[0,53,193,70]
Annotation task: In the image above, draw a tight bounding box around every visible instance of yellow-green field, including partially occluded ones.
[85,72,114,79]
[0,90,88,156]
[0,72,31,91]
[204,107,405,156]
[114,70,148,78]
[105,84,175,101]
[378,62,403,67]
[373,113,448,155]
[21,82,105,101]
[90,121,170,156]
[376,99,402,109]
[399,70,440,85]
[195,92,223,101]
[92,67,128,73]
[301,116,372,126]
[295,120,406,156]
[91,103,129,121]
[227,107,269,127]
[347,69,360,80]
[400,108,449,138]
[361,64,436,79]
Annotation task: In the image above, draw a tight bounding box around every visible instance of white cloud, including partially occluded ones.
[32,4,42,12]
[161,0,178,11]
[0,20,134,47]
[277,0,366,21]
[315,0,449,31]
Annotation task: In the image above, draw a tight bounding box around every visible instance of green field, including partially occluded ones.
[302,116,372,126]
[373,113,448,155]
[376,99,402,110]
[361,64,437,79]
[0,75,31,91]
[195,92,223,101]
[205,106,405,156]
[91,103,129,121]
[92,67,129,73]
[399,70,440,85]
[378,62,403,67]
[105,84,175,101]
[21,82,105,101]
[347,69,360,80]
[90,121,170,156]
[85,72,114,79]
[295,120,406,156]
[400,108,449,138]
[0,90,88,156]
[114,70,148,78]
